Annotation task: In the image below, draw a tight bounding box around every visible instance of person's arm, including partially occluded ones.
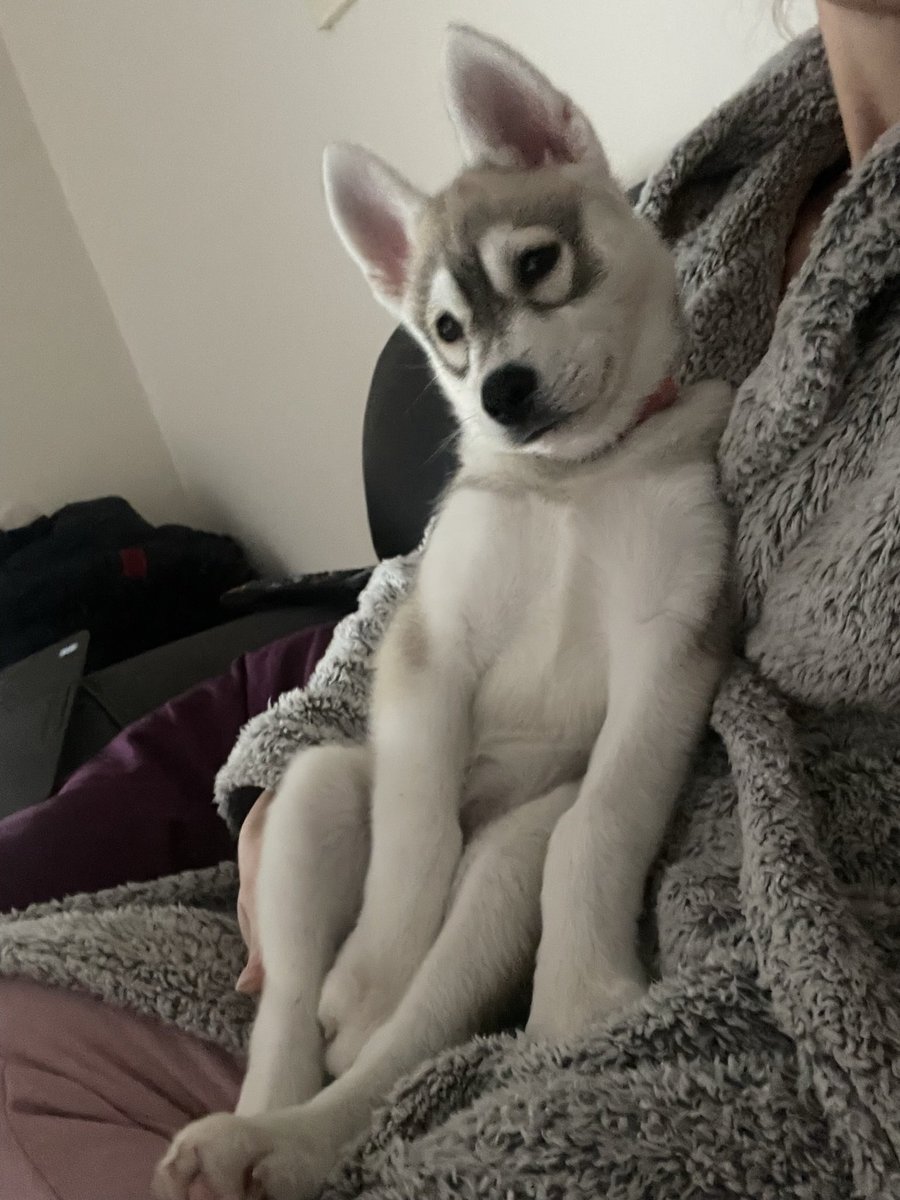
[234,786,274,994]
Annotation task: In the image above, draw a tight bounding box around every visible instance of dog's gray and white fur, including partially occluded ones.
[156,26,731,1200]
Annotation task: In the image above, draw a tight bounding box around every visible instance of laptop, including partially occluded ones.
[0,631,89,819]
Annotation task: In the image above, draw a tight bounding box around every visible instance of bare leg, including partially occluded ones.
[236,744,370,1115]
[154,783,577,1200]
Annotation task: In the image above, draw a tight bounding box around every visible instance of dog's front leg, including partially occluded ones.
[318,601,472,1075]
[527,617,724,1040]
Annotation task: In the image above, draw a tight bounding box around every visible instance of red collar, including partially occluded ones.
[634,375,679,427]
[577,376,680,465]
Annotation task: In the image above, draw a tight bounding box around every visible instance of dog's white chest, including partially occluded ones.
[475,499,607,745]
[416,443,724,809]
[418,482,609,803]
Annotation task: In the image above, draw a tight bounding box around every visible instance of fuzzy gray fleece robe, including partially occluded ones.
[2,31,899,1199]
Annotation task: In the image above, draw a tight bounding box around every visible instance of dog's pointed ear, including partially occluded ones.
[323,143,424,310]
[444,25,609,174]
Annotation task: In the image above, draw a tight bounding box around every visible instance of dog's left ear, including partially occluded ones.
[444,25,610,174]
[323,143,424,312]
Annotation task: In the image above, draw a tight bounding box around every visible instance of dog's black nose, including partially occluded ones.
[481,364,538,426]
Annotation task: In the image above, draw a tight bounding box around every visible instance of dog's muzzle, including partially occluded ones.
[481,363,564,442]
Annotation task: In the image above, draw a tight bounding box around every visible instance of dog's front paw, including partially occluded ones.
[153,1112,332,1200]
[318,928,409,1077]
[526,968,647,1041]
[528,805,649,1041]
[153,1113,272,1200]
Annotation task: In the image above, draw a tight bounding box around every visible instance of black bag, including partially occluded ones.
[0,497,256,672]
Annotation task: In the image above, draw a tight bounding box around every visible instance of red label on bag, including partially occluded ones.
[119,547,148,579]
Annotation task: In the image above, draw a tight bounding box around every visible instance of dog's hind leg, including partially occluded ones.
[155,782,576,1200]
[321,778,578,1079]
[235,744,370,1116]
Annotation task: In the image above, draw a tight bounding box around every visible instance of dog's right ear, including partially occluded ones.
[323,144,424,312]
[444,25,609,174]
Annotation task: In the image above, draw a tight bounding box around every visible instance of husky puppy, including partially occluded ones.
[156,25,731,1200]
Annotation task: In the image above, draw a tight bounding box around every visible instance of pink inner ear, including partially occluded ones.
[344,184,410,298]
[463,59,573,167]
[366,208,410,296]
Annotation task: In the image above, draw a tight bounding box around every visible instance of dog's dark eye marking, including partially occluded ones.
[515,243,561,290]
[435,312,464,344]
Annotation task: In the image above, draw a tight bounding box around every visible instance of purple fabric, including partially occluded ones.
[0,623,335,913]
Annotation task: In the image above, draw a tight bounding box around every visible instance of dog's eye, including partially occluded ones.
[435,312,464,344]
[516,243,561,290]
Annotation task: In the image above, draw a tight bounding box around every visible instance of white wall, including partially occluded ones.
[0,0,814,570]
[0,32,190,529]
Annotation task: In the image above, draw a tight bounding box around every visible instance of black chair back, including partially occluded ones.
[362,329,457,560]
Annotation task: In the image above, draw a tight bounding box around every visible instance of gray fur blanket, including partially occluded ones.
[2,32,899,1199]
